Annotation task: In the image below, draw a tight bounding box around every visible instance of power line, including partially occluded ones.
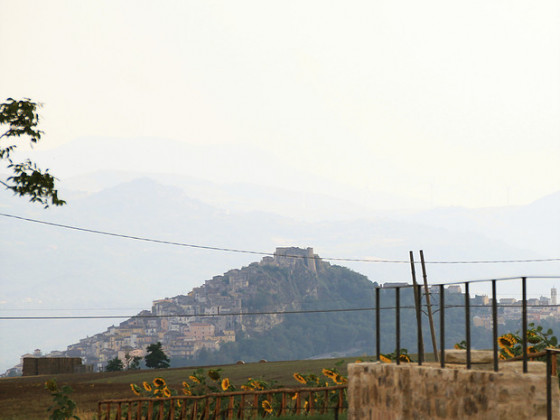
[2,302,559,320]
[2,212,560,264]
[0,306,375,320]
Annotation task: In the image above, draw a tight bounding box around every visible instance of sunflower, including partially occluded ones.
[163,388,172,398]
[499,353,507,360]
[498,334,517,349]
[292,393,298,400]
[182,381,189,389]
[207,370,220,380]
[182,388,192,396]
[322,369,337,380]
[130,384,141,396]
[379,355,391,364]
[335,375,347,384]
[262,400,273,414]
[250,380,264,390]
[153,377,166,387]
[189,375,200,383]
[503,347,515,358]
[293,373,307,384]
[241,385,253,391]
[528,346,537,354]
[143,382,152,392]
[221,378,230,391]
[398,354,411,363]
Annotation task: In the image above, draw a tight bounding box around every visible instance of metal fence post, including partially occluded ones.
[396,287,401,365]
[440,284,445,368]
[376,287,380,361]
[522,277,528,373]
[465,282,471,369]
[547,349,552,420]
[492,280,498,372]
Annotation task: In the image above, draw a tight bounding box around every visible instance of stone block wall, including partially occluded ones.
[348,362,559,419]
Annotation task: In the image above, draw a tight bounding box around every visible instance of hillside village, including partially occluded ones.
[57,247,325,371]
[6,245,559,376]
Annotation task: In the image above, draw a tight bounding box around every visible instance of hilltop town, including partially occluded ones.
[49,247,326,372]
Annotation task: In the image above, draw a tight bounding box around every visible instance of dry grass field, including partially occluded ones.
[0,357,352,419]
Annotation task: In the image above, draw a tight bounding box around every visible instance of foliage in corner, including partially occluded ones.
[44,379,80,420]
[497,323,558,360]
[0,98,65,208]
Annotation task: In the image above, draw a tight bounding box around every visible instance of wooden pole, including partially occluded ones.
[420,250,439,361]
[409,251,424,363]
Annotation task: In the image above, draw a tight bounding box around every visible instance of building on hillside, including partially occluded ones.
[186,323,215,341]
[447,285,462,294]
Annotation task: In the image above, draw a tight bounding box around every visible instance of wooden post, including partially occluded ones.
[420,250,439,362]
[409,251,425,362]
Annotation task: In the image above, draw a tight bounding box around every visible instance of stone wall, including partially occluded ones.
[348,362,559,419]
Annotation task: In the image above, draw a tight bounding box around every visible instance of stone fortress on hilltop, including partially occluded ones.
[61,247,326,371]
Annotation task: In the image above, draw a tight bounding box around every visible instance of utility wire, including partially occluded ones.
[1,303,558,320]
[2,212,560,264]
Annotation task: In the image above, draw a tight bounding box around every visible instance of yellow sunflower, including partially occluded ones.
[498,334,516,349]
[528,346,537,354]
[262,400,273,414]
[130,384,141,396]
[293,373,307,384]
[251,380,263,390]
[379,355,391,364]
[335,375,347,384]
[398,354,411,363]
[503,347,515,358]
[143,382,152,392]
[189,375,200,383]
[322,368,336,379]
[182,381,189,389]
[153,377,166,387]
[163,388,171,398]
[182,388,192,396]
[221,378,230,391]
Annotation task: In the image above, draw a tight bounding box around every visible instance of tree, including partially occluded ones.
[0,98,65,208]
[105,357,124,372]
[144,342,170,369]
[124,352,142,370]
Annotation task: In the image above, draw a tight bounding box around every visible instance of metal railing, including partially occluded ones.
[376,276,560,420]
[98,385,347,420]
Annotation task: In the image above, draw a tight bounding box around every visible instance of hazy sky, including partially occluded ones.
[1,0,559,208]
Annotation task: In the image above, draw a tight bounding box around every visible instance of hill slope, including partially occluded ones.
[62,247,378,370]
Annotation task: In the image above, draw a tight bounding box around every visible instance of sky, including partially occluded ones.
[1,0,559,208]
[1,1,560,372]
